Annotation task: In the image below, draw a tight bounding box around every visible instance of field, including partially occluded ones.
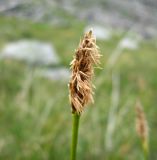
[0,16,157,160]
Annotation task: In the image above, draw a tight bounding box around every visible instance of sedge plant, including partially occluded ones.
[135,101,149,160]
[69,30,101,160]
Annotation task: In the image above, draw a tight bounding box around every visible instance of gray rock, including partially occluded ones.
[0,40,60,65]
[37,68,70,81]
[1,0,157,38]
[119,37,139,50]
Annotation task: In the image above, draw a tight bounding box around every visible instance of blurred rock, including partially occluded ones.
[84,25,112,40]
[119,37,139,50]
[0,40,60,65]
[37,68,70,81]
[0,0,157,38]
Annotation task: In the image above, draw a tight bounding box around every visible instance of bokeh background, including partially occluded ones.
[0,0,157,159]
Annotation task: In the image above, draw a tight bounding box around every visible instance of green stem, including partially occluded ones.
[142,140,149,160]
[71,113,80,160]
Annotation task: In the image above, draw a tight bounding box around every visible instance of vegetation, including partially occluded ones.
[0,16,157,160]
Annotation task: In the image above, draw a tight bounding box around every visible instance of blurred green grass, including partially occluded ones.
[0,16,157,160]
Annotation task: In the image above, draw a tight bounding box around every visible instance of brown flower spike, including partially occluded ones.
[135,101,149,142]
[69,30,101,114]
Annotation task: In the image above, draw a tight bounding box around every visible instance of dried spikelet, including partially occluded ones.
[135,101,149,142]
[69,30,101,114]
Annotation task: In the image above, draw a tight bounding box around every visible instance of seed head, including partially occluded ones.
[135,101,149,142]
[69,30,101,114]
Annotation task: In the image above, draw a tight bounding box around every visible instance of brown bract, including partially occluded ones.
[69,30,101,114]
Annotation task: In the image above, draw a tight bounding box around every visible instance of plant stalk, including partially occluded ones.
[142,139,149,160]
[71,113,80,160]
